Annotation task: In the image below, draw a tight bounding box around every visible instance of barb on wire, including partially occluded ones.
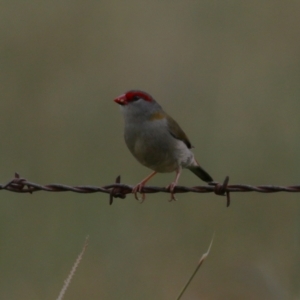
[1,173,300,207]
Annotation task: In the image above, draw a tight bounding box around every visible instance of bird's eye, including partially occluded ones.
[132,95,140,101]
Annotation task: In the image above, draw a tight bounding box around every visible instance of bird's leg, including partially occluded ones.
[166,167,182,201]
[132,171,157,202]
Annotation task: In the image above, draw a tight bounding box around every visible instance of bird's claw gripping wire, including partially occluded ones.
[132,184,146,203]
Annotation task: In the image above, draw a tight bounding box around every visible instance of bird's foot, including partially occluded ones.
[131,172,157,202]
[166,182,177,202]
[132,183,146,203]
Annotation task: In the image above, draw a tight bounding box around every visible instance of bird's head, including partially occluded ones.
[114,90,162,120]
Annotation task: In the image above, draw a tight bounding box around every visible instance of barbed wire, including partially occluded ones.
[1,173,300,206]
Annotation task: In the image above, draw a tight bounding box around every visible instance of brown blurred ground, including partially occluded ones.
[1,1,300,299]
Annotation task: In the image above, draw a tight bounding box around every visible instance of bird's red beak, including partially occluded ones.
[114,94,128,105]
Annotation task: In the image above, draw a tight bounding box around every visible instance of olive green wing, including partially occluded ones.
[166,114,192,149]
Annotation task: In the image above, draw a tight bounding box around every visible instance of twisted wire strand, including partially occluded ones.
[1,173,300,206]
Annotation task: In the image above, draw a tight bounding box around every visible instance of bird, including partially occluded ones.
[114,90,213,201]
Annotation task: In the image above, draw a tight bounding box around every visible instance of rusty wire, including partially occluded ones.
[1,173,300,207]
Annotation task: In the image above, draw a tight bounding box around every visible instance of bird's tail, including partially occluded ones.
[188,165,213,183]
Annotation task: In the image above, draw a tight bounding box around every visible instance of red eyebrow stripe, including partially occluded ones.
[126,90,153,102]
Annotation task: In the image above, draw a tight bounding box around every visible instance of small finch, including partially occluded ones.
[114,90,213,200]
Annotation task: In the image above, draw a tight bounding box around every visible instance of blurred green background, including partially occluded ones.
[1,1,300,299]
